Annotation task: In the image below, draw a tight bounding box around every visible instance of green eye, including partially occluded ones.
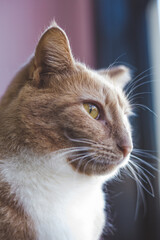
[83,103,99,119]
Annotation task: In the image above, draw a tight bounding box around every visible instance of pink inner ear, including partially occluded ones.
[98,65,131,88]
[108,66,127,78]
[34,26,74,73]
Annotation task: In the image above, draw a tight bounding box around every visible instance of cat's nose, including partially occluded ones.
[117,144,132,158]
[117,135,132,158]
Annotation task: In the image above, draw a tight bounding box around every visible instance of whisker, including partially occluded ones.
[72,152,96,177]
[72,139,97,145]
[127,67,153,89]
[83,156,96,173]
[91,158,99,174]
[132,149,159,162]
[106,53,127,73]
[65,136,113,152]
[129,161,147,184]
[129,165,154,197]
[51,146,91,156]
[65,135,97,145]
[133,148,156,153]
[129,160,155,195]
[52,147,92,175]
[126,70,152,91]
[127,79,153,99]
[131,160,155,178]
[131,154,158,172]
[128,91,152,103]
[131,103,157,117]
[68,152,95,165]
[126,163,146,219]
[126,74,151,95]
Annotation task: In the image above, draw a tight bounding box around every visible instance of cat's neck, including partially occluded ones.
[0,150,106,188]
[0,152,106,240]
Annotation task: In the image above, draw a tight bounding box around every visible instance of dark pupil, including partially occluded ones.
[89,104,93,113]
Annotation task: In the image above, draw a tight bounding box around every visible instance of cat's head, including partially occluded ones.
[1,23,133,176]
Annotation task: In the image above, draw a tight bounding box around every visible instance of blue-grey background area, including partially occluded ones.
[94,0,160,239]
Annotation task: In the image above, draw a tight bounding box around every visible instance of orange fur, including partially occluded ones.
[0,24,132,239]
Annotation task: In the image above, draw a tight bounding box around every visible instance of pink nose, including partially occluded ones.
[118,145,132,158]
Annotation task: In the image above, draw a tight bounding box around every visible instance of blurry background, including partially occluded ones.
[0,0,160,239]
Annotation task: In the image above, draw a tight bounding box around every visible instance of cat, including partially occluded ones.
[0,22,133,240]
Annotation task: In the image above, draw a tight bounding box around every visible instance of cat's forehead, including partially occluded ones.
[74,67,128,108]
[44,64,130,112]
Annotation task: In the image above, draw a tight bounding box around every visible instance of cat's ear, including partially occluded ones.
[32,23,74,85]
[98,65,131,88]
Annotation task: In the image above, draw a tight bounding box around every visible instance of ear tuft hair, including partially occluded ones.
[49,19,58,28]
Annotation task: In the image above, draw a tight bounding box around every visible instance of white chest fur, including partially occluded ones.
[30,177,105,240]
[0,152,106,240]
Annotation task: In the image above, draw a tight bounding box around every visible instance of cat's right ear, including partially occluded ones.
[31,23,74,86]
[98,65,131,89]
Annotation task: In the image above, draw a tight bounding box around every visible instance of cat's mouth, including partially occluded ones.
[67,152,125,176]
[64,133,131,175]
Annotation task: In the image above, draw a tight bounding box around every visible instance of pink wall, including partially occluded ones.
[0,0,95,97]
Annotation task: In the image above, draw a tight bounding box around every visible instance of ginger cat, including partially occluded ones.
[0,23,132,240]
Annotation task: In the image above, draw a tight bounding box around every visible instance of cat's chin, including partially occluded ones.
[67,155,128,176]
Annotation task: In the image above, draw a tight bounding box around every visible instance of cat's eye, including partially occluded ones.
[83,103,99,119]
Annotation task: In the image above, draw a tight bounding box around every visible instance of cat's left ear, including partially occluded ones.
[98,65,131,88]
